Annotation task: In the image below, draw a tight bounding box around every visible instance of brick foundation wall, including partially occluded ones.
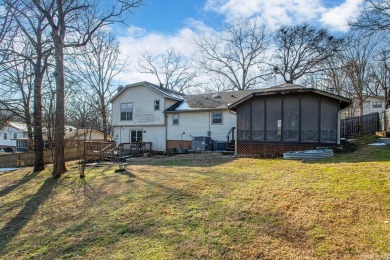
[237,143,334,158]
[167,140,192,149]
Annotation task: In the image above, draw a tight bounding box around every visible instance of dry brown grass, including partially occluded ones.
[0,141,390,259]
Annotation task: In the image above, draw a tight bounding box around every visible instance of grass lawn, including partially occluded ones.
[1,136,390,259]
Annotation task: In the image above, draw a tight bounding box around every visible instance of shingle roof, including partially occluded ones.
[228,83,351,110]
[109,81,185,103]
[165,83,351,112]
[165,89,258,112]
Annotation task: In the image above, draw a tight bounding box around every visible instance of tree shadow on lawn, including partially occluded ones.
[116,169,136,184]
[0,170,41,197]
[127,153,237,167]
[0,174,58,253]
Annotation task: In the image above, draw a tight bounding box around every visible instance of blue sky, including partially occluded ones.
[111,0,365,84]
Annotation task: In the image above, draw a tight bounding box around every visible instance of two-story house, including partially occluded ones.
[0,121,29,151]
[110,82,184,151]
[109,81,253,152]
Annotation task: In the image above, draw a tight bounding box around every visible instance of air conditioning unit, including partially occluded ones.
[191,136,211,151]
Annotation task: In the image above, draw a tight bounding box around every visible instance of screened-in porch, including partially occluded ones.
[236,92,344,145]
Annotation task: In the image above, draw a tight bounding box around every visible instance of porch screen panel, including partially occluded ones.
[283,95,299,142]
[321,98,338,143]
[266,96,282,142]
[251,98,265,141]
[237,102,251,141]
[301,94,319,142]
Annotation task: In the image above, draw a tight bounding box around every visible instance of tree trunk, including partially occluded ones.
[52,33,67,177]
[33,56,45,172]
[25,115,34,151]
[359,96,364,134]
[101,98,108,141]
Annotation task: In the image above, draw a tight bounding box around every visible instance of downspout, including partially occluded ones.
[165,114,168,152]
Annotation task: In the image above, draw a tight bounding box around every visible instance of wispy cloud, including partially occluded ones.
[115,21,212,84]
[320,0,365,32]
[205,0,325,29]
[205,0,365,31]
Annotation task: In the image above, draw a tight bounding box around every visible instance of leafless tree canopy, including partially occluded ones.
[31,0,142,177]
[67,30,125,140]
[352,0,390,32]
[273,24,344,84]
[138,48,199,93]
[341,33,378,117]
[195,18,270,91]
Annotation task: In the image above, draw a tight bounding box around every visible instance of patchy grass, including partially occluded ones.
[1,139,390,259]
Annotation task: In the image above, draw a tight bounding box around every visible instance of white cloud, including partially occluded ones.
[205,0,365,31]
[320,0,365,32]
[205,0,325,29]
[115,21,212,85]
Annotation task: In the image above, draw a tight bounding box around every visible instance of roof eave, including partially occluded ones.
[228,88,351,110]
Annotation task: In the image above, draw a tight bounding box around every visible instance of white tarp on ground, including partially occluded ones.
[0,168,18,172]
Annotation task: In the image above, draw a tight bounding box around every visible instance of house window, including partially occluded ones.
[120,102,133,120]
[154,100,160,110]
[372,101,382,109]
[212,112,223,124]
[131,130,142,142]
[3,133,7,140]
[14,133,17,139]
[173,114,179,125]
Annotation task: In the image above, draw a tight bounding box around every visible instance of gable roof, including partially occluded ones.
[4,121,28,132]
[109,81,185,103]
[228,83,351,110]
[165,89,259,112]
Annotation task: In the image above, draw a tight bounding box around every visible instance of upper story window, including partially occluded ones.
[372,101,382,109]
[120,102,133,121]
[14,133,17,139]
[154,100,160,110]
[212,112,223,124]
[3,133,7,140]
[173,114,179,125]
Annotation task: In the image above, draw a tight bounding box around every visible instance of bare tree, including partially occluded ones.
[195,18,270,91]
[68,31,125,141]
[32,0,142,177]
[1,1,52,171]
[0,57,34,149]
[370,50,390,109]
[138,48,199,93]
[273,24,344,84]
[352,0,390,33]
[342,34,377,123]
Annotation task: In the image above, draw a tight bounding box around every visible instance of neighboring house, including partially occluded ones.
[228,84,351,157]
[0,121,108,152]
[342,96,387,118]
[0,121,29,151]
[109,81,253,152]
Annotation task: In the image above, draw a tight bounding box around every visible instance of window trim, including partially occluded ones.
[372,101,382,109]
[172,114,179,125]
[154,99,160,110]
[3,133,7,140]
[211,112,223,125]
[120,102,133,121]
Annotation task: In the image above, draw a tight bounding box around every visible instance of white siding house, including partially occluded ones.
[342,96,387,118]
[0,122,28,151]
[110,82,184,151]
[166,110,236,143]
[109,81,255,152]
